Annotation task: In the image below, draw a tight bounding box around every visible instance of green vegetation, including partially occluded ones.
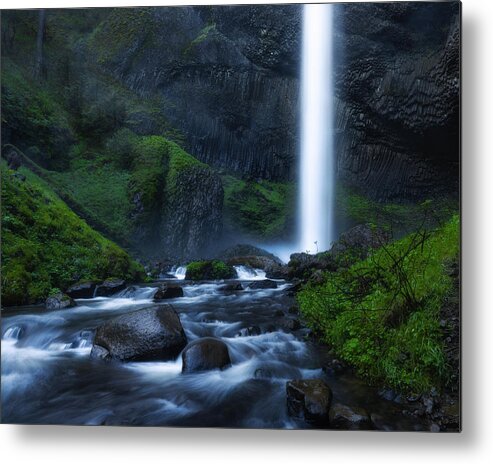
[185,260,236,280]
[1,163,145,306]
[222,175,295,238]
[336,184,458,233]
[87,8,155,65]
[1,58,73,167]
[297,214,459,393]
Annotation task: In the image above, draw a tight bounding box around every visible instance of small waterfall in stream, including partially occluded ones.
[298,3,335,254]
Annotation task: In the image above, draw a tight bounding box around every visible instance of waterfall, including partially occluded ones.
[298,3,334,254]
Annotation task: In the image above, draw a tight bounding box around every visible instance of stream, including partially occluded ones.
[1,272,427,429]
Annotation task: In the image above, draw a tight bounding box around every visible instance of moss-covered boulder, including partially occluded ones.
[185,260,236,280]
[45,292,76,310]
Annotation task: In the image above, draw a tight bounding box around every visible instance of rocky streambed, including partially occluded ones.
[1,275,433,429]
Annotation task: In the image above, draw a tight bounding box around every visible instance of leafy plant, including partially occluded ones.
[297,214,459,393]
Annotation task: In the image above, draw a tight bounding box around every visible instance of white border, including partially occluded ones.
[1,1,492,463]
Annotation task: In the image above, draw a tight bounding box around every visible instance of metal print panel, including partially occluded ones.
[0,1,461,431]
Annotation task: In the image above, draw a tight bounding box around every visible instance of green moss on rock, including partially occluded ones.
[185,260,236,280]
[222,175,295,239]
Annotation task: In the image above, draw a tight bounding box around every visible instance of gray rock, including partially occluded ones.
[94,278,127,297]
[280,318,301,331]
[182,337,231,373]
[66,281,98,299]
[286,379,332,425]
[247,280,278,289]
[219,282,244,292]
[91,305,187,362]
[329,403,372,430]
[45,292,76,310]
[153,284,184,300]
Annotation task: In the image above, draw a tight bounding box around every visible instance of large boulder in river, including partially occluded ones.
[181,337,231,373]
[185,260,236,280]
[153,284,184,300]
[329,403,372,430]
[45,292,76,310]
[91,305,187,362]
[94,278,127,297]
[286,379,332,425]
[66,281,98,299]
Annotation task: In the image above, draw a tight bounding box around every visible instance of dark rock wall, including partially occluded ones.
[93,5,301,181]
[333,2,460,201]
[161,165,223,259]
[92,2,459,201]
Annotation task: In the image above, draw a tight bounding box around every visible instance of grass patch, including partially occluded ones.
[297,214,460,393]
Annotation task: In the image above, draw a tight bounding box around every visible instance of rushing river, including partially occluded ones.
[1,275,426,429]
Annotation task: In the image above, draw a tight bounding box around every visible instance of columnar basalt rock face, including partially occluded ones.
[333,2,460,201]
[91,5,302,182]
[161,165,224,259]
[91,3,459,201]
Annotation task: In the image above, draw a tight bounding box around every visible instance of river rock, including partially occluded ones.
[286,379,332,425]
[218,244,283,263]
[153,284,184,300]
[181,337,231,373]
[280,318,301,331]
[66,281,98,299]
[247,280,278,289]
[94,278,127,297]
[91,305,187,362]
[328,224,390,263]
[370,413,395,431]
[45,292,76,310]
[288,252,336,279]
[219,283,244,292]
[329,403,372,430]
[236,325,261,337]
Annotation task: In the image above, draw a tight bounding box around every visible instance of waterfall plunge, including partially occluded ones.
[299,3,334,254]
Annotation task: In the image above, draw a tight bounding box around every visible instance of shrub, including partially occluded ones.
[297,214,459,393]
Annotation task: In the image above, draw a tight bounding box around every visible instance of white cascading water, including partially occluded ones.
[299,3,334,254]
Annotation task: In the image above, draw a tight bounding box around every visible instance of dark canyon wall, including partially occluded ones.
[89,2,459,200]
[88,5,302,182]
[1,3,460,260]
[333,2,460,201]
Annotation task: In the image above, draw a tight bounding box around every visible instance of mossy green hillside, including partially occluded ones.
[297,214,459,393]
[1,163,145,306]
[222,175,295,239]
